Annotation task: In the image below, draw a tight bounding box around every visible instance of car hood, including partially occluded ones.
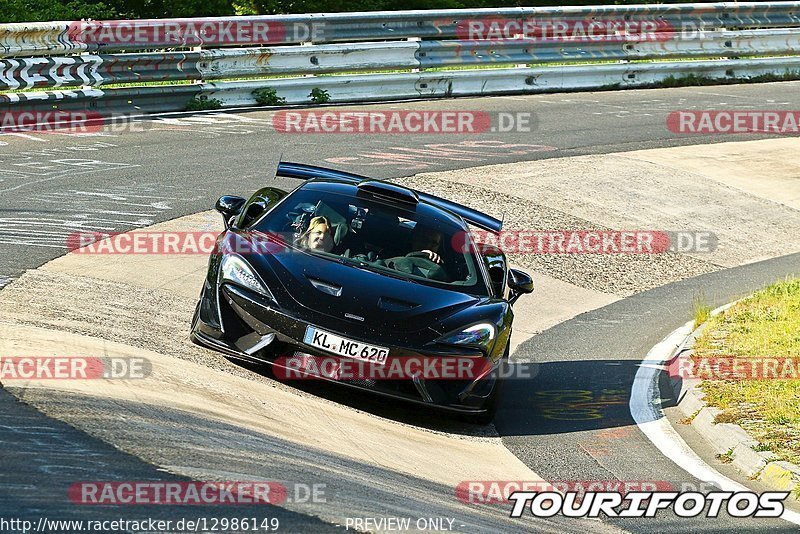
[243,238,480,335]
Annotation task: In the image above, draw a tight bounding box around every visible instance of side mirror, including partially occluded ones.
[478,243,507,297]
[508,268,534,304]
[238,187,288,228]
[215,195,246,228]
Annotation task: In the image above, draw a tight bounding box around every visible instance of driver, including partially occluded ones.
[410,226,444,265]
[298,216,334,253]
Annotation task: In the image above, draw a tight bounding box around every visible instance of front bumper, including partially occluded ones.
[190,282,500,414]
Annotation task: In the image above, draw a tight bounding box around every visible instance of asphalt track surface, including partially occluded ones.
[0,389,338,531]
[2,81,800,282]
[1,82,800,531]
[500,252,800,532]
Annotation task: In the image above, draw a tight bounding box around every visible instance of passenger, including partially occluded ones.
[411,226,444,265]
[298,216,334,253]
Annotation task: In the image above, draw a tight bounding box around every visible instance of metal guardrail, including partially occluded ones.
[2,3,800,114]
[419,29,800,66]
[4,28,800,91]
[201,56,800,103]
[0,53,198,90]
[5,55,799,114]
[3,3,800,56]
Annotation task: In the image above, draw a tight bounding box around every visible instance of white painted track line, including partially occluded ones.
[630,308,800,526]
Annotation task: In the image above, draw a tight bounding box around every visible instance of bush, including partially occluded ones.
[186,95,223,111]
[309,88,331,104]
[253,87,286,106]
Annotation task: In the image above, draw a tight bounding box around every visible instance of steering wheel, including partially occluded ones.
[401,253,447,280]
[405,251,440,264]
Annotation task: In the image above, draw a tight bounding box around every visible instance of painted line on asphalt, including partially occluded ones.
[629,303,800,526]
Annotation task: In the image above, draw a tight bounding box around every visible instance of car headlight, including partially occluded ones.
[437,323,496,353]
[220,254,274,300]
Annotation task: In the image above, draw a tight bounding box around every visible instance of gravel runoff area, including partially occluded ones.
[395,175,719,297]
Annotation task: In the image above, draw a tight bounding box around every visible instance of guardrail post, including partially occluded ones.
[408,37,421,72]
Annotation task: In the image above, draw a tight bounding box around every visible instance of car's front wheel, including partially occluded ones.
[466,343,509,425]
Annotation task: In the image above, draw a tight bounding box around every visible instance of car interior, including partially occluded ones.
[263,194,481,287]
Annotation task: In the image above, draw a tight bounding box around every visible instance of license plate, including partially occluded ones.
[304,326,389,365]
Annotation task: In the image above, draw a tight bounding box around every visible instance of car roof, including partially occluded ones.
[297,178,470,229]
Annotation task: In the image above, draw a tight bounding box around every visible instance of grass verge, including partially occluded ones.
[693,278,800,465]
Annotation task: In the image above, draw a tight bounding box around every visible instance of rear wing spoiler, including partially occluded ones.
[276,162,503,233]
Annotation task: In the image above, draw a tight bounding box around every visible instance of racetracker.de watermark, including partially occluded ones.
[274,354,516,381]
[67,231,226,255]
[453,18,675,41]
[66,231,294,255]
[271,111,536,134]
[668,355,800,380]
[0,356,150,380]
[65,230,717,255]
[462,230,717,254]
[0,111,153,134]
[66,19,323,46]
[667,110,800,135]
[69,482,289,505]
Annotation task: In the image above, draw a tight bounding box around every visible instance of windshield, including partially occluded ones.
[252,186,489,294]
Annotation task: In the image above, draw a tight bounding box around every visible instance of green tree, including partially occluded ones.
[1,0,116,22]
[103,0,235,18]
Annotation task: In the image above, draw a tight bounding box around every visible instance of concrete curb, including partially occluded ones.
[672,300,800,497]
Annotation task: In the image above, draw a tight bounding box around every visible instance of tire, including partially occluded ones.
[189,300,204,347]
[467,342,509,425]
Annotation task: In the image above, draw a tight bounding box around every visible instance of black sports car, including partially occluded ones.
[190,162,533,423]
